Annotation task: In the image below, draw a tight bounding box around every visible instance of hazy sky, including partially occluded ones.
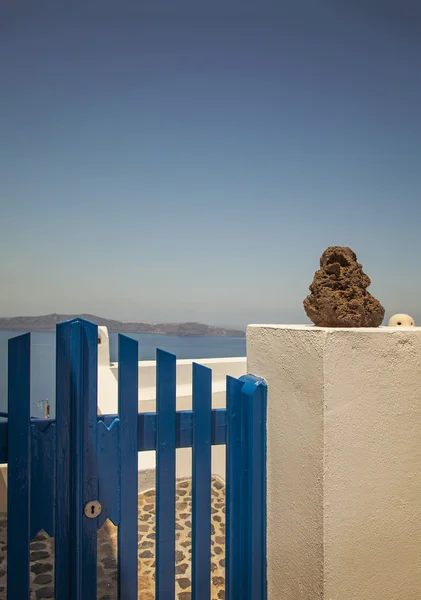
[1,0,420,327]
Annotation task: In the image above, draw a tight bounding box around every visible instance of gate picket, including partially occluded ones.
[55,319,98,600]
[191,362,212,600]
[156,349,177,600]
[7,333,31,600]
[118,334,139,600]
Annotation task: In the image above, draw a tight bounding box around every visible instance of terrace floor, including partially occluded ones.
[0,476,226,600]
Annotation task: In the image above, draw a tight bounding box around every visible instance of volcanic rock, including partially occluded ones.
[303,246,385,327]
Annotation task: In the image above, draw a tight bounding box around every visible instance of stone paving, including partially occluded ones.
[0,476,226,600]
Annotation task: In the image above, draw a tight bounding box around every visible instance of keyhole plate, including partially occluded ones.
[84,500,102,519]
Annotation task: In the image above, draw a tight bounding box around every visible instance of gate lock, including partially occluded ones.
[84,500,102,519]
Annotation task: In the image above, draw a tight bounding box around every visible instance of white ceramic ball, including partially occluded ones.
[388,314,415,327]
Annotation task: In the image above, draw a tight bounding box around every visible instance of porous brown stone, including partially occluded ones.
[303,246,385,327]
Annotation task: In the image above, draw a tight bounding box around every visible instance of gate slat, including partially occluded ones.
[7,333,31,600]
[30,421,56,538]
[55,319,98,600]
[225,376,244,600]
[155,349,176,600]
[191,363,212,600]
[118,334,139,600]
[97,409,227,451]
[55,321,71,600]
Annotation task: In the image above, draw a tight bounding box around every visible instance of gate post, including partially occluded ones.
[240,375,267,600]
[55,319,99,600]
[226,374,267,600]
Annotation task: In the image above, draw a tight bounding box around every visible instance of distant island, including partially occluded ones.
[0,314,245,337]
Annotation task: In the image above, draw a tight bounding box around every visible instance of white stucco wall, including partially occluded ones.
[247,324,421,600]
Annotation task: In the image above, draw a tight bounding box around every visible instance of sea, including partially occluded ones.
[0,330,246,417]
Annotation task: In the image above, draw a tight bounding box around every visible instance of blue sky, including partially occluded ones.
[1,0,420,327]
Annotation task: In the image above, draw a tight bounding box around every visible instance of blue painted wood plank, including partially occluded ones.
[191,363,212,600]
[77,319,99,598]
[118,335,139,600]
[138,410,157,450]
[225,376,244,600]
[0,421,8,465]
[239,380,249,600]
[100,409,228,450]
[239,376,267,600]
[7,333,31,600]
[54,320,72,600]
[210,408,226,447]
[97,418,120,528]
[55,318,99,600]
[0,408,227,466]
[103,409,227,451]
[156,349,177,600]
[30,421,56,538]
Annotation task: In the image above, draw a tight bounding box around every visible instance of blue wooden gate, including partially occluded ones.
[1,318,267,600]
